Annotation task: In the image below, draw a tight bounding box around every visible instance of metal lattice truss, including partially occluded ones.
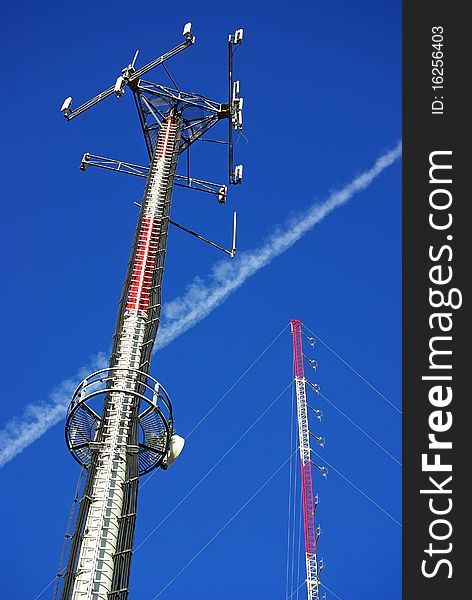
[132,80,228,156]
[291,320,326,600]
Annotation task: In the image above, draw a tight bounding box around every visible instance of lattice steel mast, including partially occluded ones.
[55,24,244,600]
[290,320,327,600]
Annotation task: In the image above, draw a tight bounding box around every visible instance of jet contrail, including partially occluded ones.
[155,141,402,349]
[0,353,108,468]
[0,143,401,469]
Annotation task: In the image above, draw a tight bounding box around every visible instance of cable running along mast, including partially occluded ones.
[290,319,327,600]
[55,24,244,600]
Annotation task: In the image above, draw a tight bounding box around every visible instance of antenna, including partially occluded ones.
[228,28,244,183]
[55,25,244,600]
[232,210,237,257]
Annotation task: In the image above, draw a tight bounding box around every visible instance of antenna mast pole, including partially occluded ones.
[291,319,323,600]
[56,24,244,600]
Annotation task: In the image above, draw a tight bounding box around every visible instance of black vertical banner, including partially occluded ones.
[403,3,466,598]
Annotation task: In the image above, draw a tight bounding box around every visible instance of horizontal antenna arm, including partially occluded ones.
[63,36,194,121]
[79,153,149,176]
[79,153,227,202]
[130,37,194,82]
[63,86,115,120]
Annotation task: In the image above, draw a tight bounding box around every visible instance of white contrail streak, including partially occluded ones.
[155,142,402,349]
[0,353,108,468]
[0,143,401,469]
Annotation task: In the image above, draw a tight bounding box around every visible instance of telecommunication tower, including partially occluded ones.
[290,319,327,600]
[55,24,244,600]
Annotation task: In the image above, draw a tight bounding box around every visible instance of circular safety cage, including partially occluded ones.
[65,367,173,475]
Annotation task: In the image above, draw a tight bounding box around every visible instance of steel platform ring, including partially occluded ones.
[65,367,173,475]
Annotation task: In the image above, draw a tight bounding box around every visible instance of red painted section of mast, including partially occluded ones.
[292,319,305,379]
[126,116,175,312]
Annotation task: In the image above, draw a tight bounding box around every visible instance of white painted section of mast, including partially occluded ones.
[70,119,177,600]
[295,377,311,475]
[295,375,320,600]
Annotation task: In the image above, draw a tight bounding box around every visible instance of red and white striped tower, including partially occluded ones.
[291,319,321,600]
[57,26,244,600]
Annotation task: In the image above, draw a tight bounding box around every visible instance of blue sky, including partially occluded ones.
[0,1,401,598]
